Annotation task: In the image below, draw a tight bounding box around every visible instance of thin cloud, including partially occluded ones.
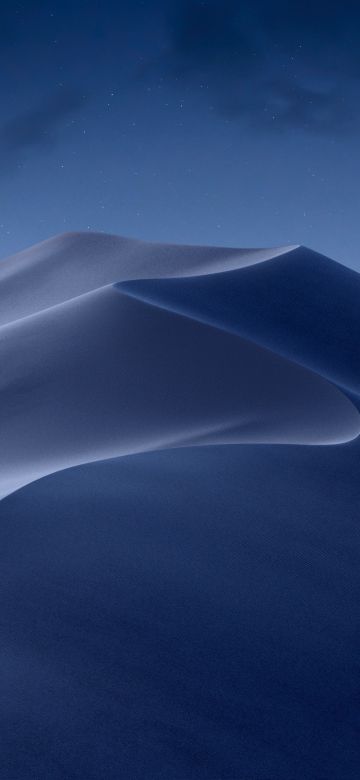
[0,88,87,169]
[152,0,360,134]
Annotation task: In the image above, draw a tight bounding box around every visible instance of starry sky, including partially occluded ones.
[1,0,360,269]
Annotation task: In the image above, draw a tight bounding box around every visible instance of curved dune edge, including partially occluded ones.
[118,277,360,400]
[0,282,359,500]
[0,231,299,327]
[2,417,360,504]
[0,230,299,279]
[118,246,360,397]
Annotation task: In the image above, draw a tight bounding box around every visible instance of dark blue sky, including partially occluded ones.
[1,0,360,269]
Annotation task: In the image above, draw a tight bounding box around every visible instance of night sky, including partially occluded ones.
[1,1,360,269]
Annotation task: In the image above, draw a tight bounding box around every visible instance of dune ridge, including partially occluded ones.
[0,231,298,326]
[119,245,360,396]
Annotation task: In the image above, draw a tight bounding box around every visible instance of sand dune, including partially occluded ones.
[1,231,360,778]
[0,232,359,498]
[1,279,358,498]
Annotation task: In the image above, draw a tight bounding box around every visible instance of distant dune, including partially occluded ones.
[1,233,359,779]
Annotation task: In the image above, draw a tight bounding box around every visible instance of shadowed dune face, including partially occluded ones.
[0,232,359,497]
[120,246,360,395]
